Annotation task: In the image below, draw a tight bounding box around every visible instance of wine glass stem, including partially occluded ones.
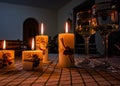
[104,34,109,61]
[84,36,90,58]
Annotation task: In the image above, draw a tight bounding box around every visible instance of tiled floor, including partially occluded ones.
[0,54,120,86]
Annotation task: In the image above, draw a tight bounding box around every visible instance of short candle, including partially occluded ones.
[0,40,14,69]
[22,38,43,71]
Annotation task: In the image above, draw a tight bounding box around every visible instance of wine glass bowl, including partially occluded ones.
[76,25,97,37]
[96,24,118,36]
[76,24,98,57]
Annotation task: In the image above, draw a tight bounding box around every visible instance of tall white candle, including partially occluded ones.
[36,23,50,64]
[58,22,75,68]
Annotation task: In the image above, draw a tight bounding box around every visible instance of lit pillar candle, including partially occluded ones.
[36,22,50,64]
[0,40,14,69]
[22,38,43,71]
[58,22,75,68]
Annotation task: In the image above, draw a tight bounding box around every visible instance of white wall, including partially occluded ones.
[0,0,86,40]
[57,0,85,34]
[0,2,57,40]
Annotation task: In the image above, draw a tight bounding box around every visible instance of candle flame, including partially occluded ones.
[31,38,34,50]
[65,22,68,33]
[89,20,91,25]
[41,23,44,35]
[3,40,6,50]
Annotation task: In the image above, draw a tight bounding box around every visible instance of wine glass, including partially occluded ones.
[76,24,97,58]
[76,10,98,57]
[96,24,118,66]
[94,1,119,68]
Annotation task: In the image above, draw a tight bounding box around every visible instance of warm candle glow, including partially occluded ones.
[65,22,68,33]
[3,40,6,50]
[31,38,34,50]
[41,23,44,35]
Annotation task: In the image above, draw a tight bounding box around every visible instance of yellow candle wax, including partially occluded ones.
[22,50,43,71]
[36,35,49,63]
[58,22,75,68]
[0,50,14,69]
[58,33,75,67]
